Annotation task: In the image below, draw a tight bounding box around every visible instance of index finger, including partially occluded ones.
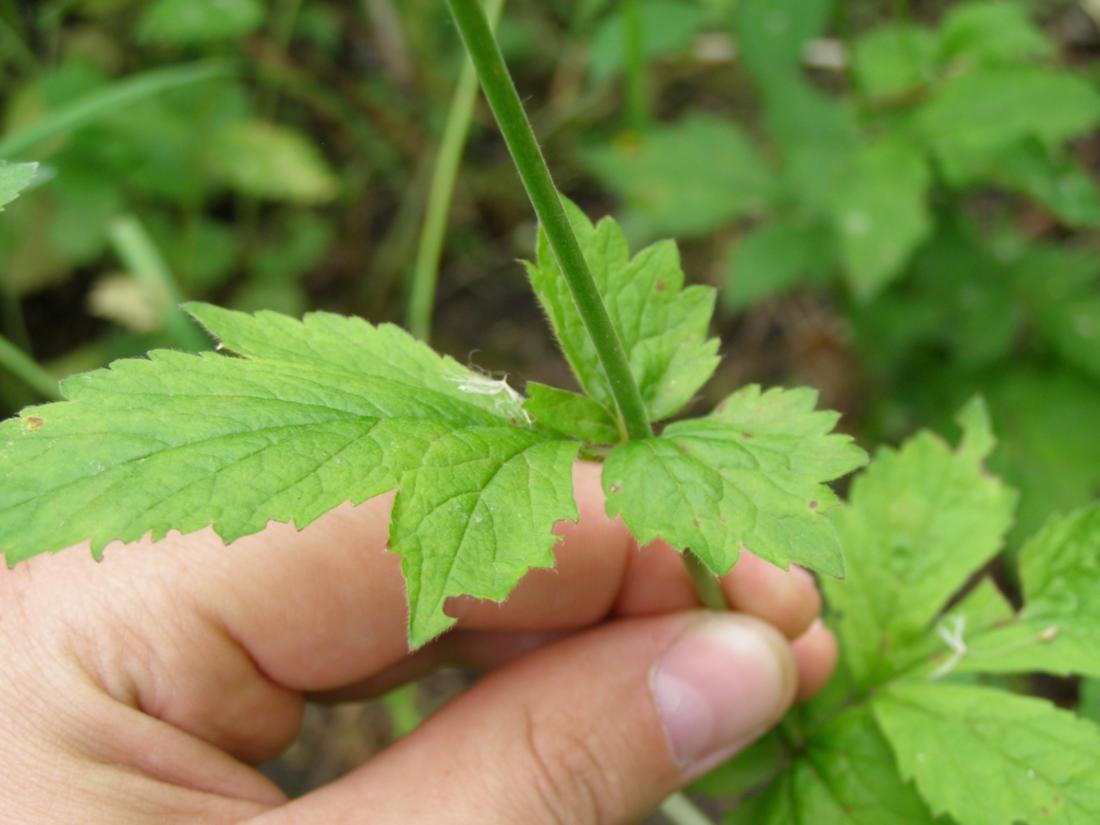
[16,464,821,695]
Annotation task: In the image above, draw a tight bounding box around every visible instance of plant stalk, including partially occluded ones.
[683,549,728,611]
[445,0,652,441]
[407,0,504,341]
[0,334,60,400]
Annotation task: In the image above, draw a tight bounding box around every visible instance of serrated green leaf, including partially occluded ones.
[0,304,577,648]
[725,708,938,825]
[888,578,1015,678]
[874,683,1100,825]
[0,161,38,211]
[583,114,776,239]
[823,400,1017,688]
[138,0,265,46]
[853,24,937,101]
[205,120,339,204]
[602,385,866,578]
[958,505,1100,678]
[831,138,932,301]
[526,200,719,423]
[390,427,578,646]
[937,1,1051,68]
[523,382,620,443]
[722,220,834,312]
[920,68,1100,185]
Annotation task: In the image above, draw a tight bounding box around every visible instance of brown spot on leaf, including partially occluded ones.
[742,432,753,439]
[808,500,819,510]
[24,416,44,432]
[654,280,666,292]
[692,518,700,529]
[610,484,621,493]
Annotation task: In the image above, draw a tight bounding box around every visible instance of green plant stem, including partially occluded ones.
[0,334,59,400]
[446,0,652,441]
[623,0,649,131]
[108,216,207,351]
[406,0,504,341]
[683,549,728,610]
[660,792,717,825]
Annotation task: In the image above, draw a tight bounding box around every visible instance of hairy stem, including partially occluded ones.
[407,0,504,341]
[446,0,652,441]
[623,0,649,131]
[683,549,728,611]
[0,334,59,400]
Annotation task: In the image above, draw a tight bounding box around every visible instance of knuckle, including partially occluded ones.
[515,704,624,825]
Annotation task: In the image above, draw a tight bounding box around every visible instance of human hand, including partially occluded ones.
[0,463,836,824]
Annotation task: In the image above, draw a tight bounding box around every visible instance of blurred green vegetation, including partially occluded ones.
[2,0,1100,540]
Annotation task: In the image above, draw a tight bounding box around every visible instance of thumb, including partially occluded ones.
[268,613,796,824]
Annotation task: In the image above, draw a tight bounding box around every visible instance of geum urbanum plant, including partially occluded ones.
[0,0,867,650]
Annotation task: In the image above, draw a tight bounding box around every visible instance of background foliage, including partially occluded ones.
[3,0,1100,817]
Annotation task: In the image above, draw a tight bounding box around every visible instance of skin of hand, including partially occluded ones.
[0,463,837,824]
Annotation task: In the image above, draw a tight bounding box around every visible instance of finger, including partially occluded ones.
[792,620,838,701]
[22,463,825,761]
[313,629,570,702]
[257,613,797,825]
[720,554,822,639]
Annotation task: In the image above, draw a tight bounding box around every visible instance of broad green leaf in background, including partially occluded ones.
[587,0,707,83]
[852,23,937,101]
[722,220,833,311]
[957,504,1100,678]
[874,683,1100,825]
[851,218,1021,372]
[715,406,1100,823]
[0,304,578,648]
[994,140,1100,228]
[1016,244,1100,381]
[603,385,867,577]
[526,201,719,421]
[937,0,1051,68]
[823,400,1016,687]
[735,0,833,91]
[986,369,1100,543]
[0,161,37,210]
[830,138,932,300]
[583,114,775,239]
[920,68,1100,184]
[138,0,265,46]
[0,61,229,160]
[205,120,339,204]
[724,708,938,825]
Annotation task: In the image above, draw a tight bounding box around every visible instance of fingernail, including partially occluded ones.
[651,615,795,775]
